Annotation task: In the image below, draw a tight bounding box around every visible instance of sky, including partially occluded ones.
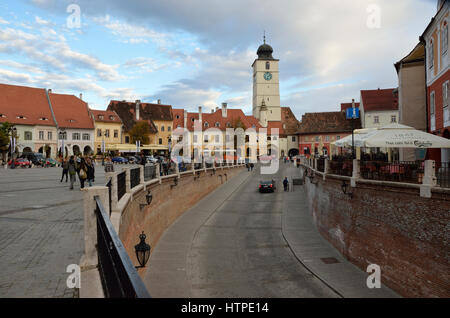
[0,0,438,120]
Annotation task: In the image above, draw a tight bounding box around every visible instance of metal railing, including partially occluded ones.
[95,196,150,298]
[130,168,140,189]
[106,178,112,216]
[328,159,353,176]
[317,158,325,172]
[144,165,156,181]
[117,171,126,201]
[360,160,424,184]
[436,162,450,188]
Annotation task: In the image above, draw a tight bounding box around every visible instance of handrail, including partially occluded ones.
[95,196,151,298]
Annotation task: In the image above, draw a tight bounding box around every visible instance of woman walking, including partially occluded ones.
[79,158,88,189]
[68,156,77,190]
[86,158,95,187]
[60,158,69,182]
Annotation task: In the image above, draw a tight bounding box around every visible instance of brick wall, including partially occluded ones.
[118,167,244,277]
[303,173,450,297]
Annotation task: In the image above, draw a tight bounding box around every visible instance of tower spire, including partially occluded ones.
[263,30,266,44]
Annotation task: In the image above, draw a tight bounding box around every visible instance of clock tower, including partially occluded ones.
[252,38,281,124]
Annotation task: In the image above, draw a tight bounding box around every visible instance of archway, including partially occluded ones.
[73,145,81,156]
[45,146,51,158]
[23,147,32,153]
[288,148,299,157]
[83,145,93,156]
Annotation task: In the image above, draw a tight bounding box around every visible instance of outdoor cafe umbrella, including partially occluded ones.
[358,123,450,148]
[333,128,378,148]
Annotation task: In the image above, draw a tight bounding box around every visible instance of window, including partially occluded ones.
[442,22,448,55]
[0,114,5,118]
[168,126,171,131]
[215,122,220,127]
[325,136,330,142]
[39,131,44,140]
[429,40,434,69]
[443,81,449,108]
[40,117,48,121]
[191,118,195,122]
[97,129,102,137]
[430,91,436,115]
[215,135,219,142]
[292,136,296,142]
[158,138,162,145]
[391,115,397,123]
[72,133,80,140]
[98,115,104,120]
[266,62,270,70]
[204,135,209,142]
[48,131,52,140]
[109,115,115,121]
[114,130,119,138]
[374,116,379,124]
[105,129,110,138]
[315,136,319,142]
[125,136,130,143]
[193,135,198,143]
[82,133,90,141]
[161,125,165,132]
[204,122,209,128]
[176,115,180,119]
[24,131,32,140]
[337,136,341,140]
[59,131,67,140]
[272,136,277,141]
[226,122,231,128]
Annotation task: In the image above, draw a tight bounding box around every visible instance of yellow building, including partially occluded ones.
[90,109,123,154]
[107,100,173,155]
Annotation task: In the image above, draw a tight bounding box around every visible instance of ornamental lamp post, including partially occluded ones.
[134,231,151,268]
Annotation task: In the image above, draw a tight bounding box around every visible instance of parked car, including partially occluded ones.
[127,156,140,164]
[259,180,276,193]
[44,158,58,167]
[8,158,32,168]
[112,156,128,164]
[145,156,158,164]
[20,152,44,166]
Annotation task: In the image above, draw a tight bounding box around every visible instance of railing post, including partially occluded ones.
[156,163,162,184]
[175,161,180,178]
[314,158,317,170]
[139,166,145,185]
[192,159,195,175]
[421,160,436,198]
[323,159,329,180]
[351,159,360,187]
[125,168,131,193]
[107,172,118,212]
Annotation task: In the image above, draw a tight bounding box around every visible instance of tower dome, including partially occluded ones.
[257,42,274,59]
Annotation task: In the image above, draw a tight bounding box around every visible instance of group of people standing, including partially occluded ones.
[60,156,95,190]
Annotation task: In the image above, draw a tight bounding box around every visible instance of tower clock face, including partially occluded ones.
[263,72,272,81]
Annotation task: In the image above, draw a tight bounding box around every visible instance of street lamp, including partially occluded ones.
[139,190,153,210]
[134,231,151,268]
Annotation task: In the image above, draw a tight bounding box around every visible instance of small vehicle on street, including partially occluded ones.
[8,158,32,168]
[259,180,276,193]
[44,158,58,167]
[20,152,44,166]
[112,156,128,164]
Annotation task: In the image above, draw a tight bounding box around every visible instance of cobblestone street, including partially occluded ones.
[0,165,106,298]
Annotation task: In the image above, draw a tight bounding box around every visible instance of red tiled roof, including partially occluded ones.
[49,93,94,129]
[0,83,56,126]
[172,108,262,131]
[297,111,361,135]
[90,109,122,124]
[360,88,398,112]
[341,102,360,112]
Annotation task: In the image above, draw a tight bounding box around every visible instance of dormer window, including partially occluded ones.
[39,117,48,121]
[226,122,231,128]
[98,115,104,120]
[0,114,5,118]
[17,115,26,119]
[204,122,209,128]
[109,115,115,120]
[215,122,220,127]
[68,119,76,123]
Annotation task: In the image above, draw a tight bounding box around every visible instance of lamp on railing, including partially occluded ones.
[139,190,153,210]
[135,231,151,268]
[341,180,353,199]
[194,170,201,181]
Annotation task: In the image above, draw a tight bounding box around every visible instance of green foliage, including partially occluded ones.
[0,122,13,151]
[129,121,150,144]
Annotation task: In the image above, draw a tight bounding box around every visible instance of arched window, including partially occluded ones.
[266,62,270,70]
[215,122,220,127]
[204,122,209,128]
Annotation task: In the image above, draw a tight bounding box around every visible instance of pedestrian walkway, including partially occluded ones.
[282,165,399,298]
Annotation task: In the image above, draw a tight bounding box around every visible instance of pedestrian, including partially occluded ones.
[86,158,95,187]
[79,158,88,189]
[250,162,254,171]
[75,156,81,180]
[60,158,69,182]
[283,177,289,192]
[68,156,77,190]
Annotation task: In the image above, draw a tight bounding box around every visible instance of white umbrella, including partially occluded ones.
[360,123,450,148]
[333,128,378,148]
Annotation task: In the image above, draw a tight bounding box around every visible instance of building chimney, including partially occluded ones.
[157,99,161,104]
[222,102,227,118]
[198,106,202,123]
[215,106,219,112]
[135,100,141,121]
[48,89,52,94]
[184,110,188,128]
[79,93,83,100]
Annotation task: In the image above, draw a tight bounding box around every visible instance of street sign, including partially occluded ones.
[346,107,360,119]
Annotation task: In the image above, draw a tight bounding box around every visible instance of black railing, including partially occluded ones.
[436,162,450,188]
[328,159,353,176]
[130,168,140,189]
[360,160,424,184]
[106,178,112,216]
[317,158,325,172]
[144,165,156,181]
[95,196,151,298]
[117,171,126,201]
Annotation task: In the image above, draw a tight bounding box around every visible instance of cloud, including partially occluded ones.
[0,17,9,25]
[122,57,169,73]
[0,68,33,83]
[35,16,50,25]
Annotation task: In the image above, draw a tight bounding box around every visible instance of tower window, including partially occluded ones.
[266,62,270,70]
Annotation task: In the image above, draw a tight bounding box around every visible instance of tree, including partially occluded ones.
[0,122,13,163]
[129,121,151,145]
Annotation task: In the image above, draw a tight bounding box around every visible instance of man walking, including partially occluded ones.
[283,177,289,192]
[86,158,95,187]
[60,158,69,182]
[68,156,77,190]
